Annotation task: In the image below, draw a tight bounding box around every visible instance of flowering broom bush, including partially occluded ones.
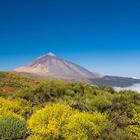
[62,112,108,140]
[127,113,140,140]
[28,103,74,140]
[28,103,109,140]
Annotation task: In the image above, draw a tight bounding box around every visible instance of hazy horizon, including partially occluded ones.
[0,0,140,78]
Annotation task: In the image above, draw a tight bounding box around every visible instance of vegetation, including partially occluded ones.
[0,111,27,139]
[0,72,140,140]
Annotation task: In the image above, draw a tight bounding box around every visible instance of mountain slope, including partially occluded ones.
[0,72,40,95]
[14,52,102,79]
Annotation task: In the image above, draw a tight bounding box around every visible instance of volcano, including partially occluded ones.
[14,52,102,79]
[14,52,140,88]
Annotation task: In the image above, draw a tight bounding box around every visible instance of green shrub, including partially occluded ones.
[0,113,27,140]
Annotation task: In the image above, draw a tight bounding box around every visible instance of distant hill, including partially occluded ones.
[90,76,140,87]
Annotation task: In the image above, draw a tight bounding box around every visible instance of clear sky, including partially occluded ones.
[0,0,140,78]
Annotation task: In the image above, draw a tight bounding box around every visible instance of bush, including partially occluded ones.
[28,103,74,140]
[84,95,112,112]
[63,112,108,140]
[27,135,45,140]
[126,113,140,140]
[0,97,32,117]
[0,113,27,140]
[28,103,109,140]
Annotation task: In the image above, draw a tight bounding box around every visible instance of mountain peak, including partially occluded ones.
[36,52,56,60]
[47,52,56,57]
[14,53,102,79]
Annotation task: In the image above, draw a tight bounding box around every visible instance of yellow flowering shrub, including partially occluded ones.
[0,97,20,111]
[28,103,74,140]
[28,103,109,140]
[127,113,140,140]
[27,135,45,140]
[63,112,108,140]
[0,97,32,117]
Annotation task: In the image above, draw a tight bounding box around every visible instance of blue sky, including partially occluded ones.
[0,0,140,77]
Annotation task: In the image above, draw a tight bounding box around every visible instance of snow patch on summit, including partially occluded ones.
[47,52,56,56]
